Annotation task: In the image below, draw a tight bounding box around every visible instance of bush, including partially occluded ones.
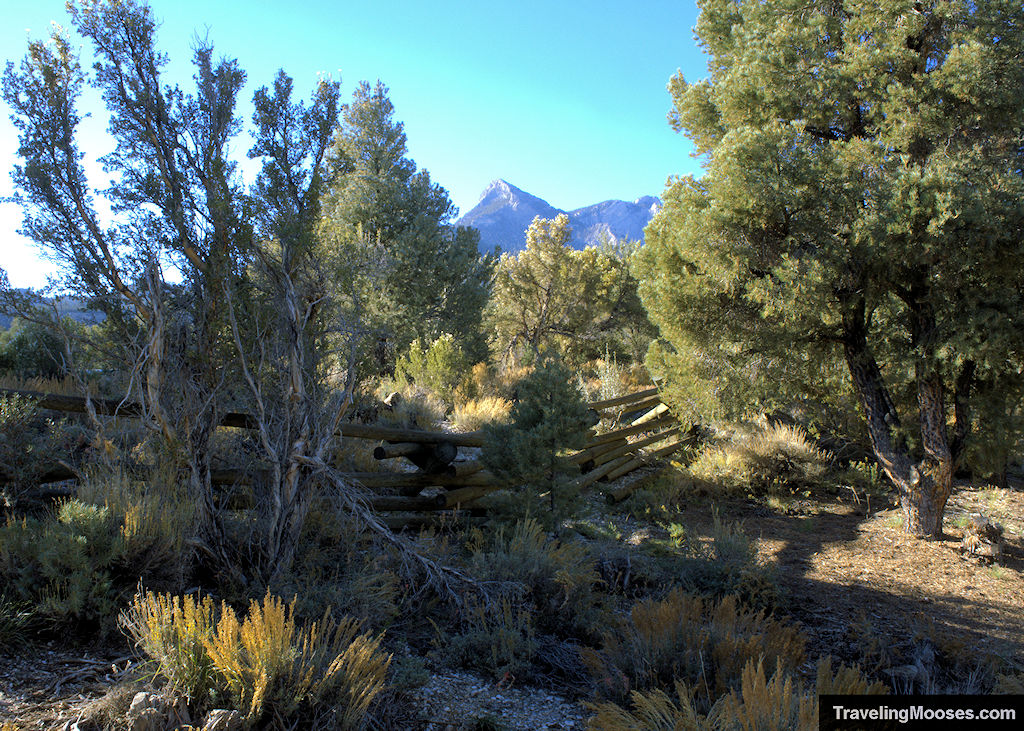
[0,500,129,635]
[0,392,77,509]
[0,318,67,379]
[0,476,193,637]
[120,590,391,729]
[0,593,33,650]
[466,518,604,639]
[394,334,468,406]
[584,656,884,731]
[273,507,402,630]
[481,357,592,523]
[119,591,218,701]
[582,590,806,711]
[443,596,539,681]
[377,382,447,429]
[689,419,832,496]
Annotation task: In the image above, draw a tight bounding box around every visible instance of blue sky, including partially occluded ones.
[1,0,706,288]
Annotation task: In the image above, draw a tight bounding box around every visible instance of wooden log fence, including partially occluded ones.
[2,383,685,512]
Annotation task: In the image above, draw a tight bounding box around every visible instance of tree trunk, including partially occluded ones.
[842,300,961,538]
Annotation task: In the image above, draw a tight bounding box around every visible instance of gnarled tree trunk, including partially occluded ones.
[842,299,970,538]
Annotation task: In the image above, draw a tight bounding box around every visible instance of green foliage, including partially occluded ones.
[443,596,539,681]
[321,81,491,366]
[121,590,391,729]
[487,215,630,365]
[273,508,402,631]
[639,0,1024,534]
[0,318,67,379]
[0,593,33,650]
[394,333,468,405]
[466,519,605,639]
[583,590,805,712]
[0,500,125,634]
[0,469,193,636]
[481,358,592,521]
[0,392,76,509]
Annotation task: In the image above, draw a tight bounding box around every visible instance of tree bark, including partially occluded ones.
[841,298,967,538]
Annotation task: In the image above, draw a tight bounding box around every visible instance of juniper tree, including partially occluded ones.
[487,214,630,366]
[639,0,1024,537]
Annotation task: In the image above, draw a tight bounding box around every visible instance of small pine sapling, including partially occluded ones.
[482,357,591,524]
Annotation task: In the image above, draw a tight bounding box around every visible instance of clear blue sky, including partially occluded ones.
[1,0,707,288]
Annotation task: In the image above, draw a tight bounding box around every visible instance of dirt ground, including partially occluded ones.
[679,479,1024,674]
[1,479,1021,729]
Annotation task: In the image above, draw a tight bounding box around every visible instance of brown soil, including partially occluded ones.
[669,479,1024,673]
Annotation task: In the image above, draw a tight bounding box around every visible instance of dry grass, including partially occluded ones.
[689,419,832,496]
[452,396,512,431]
[0,374,81,396]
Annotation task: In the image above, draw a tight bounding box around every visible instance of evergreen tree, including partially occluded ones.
[639,0,1024,537]
[487,214,627,365]
[321,81,490,368]
[482,357,591,524]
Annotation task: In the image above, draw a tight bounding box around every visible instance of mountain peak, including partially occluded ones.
[458,181,659,254]
[480,179,519,201]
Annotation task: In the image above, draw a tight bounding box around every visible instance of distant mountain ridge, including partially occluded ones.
[457,179,660,254]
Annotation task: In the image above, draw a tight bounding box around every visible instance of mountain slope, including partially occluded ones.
[458,179,659,254]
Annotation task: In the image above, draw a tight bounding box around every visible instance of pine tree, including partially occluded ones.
[639,0,1024,537]
[320,81,490,368]
[487,214,627,365]
[482,357,591,524]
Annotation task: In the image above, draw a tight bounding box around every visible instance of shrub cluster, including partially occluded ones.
[440,519,606,680]
[120,590,391,730]
[586,655,886,731]
[582,590,806,711]
[689,419,832,497]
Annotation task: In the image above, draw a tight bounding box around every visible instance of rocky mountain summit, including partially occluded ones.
[458,179,659,254]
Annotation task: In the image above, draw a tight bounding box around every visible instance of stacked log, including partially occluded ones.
[567,388,686,492]
[2,384,681,512]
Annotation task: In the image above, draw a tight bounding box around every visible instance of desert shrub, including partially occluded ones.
[443,596,539,681]
[814,655,888,696]
[0,500,130,634]
[995,671,1024,694]
[0,318,67,379]
[0,479,193,636]
[274,508,402,630]
[452,396,512,431]
[78,470,196,585]
[394,333,468,406]
[636,510,778,610]
[378,382,447,429]
[119,592,219,701]
[0,593,33,650]
[585,656,883,731]
[583,590,805,711]
[121,590,391,729]
[586,679,708,731]
[0,392,77,510]
[465,518,605,639]
[689,419,832,497]
[707,659,816,731]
